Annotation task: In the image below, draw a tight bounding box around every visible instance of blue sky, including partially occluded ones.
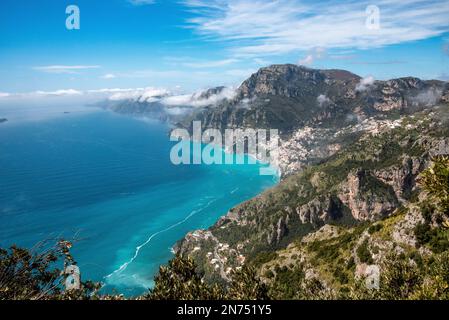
[0,0,448,99]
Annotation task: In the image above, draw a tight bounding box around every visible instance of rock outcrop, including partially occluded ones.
[374,156,425,201]
[296,195,344,225]
[338,170,398,221]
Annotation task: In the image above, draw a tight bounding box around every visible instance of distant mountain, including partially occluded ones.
[97,86,236,124]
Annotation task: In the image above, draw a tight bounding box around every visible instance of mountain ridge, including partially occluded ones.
[165,64,449,297]
[177,64,448,136]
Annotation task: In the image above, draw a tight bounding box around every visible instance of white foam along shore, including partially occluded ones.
[103,197,219,286]
[103,123,280,291]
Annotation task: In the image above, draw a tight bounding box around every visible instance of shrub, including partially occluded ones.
[227,265,269,300]
[148,255,269,300]
[250,251,279,268]
[147,254,224,300]
[356,239,373,264]
[0,242,99,300]
[368,224,383,235]
[419,156,449,216]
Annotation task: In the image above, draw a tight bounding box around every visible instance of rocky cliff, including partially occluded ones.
[174,65,449,290]
[176,65,448,176]
[178,65,447,135]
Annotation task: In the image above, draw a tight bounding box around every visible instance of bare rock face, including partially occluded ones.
[374,156,426,201]
[422,137,449,157]
[238,64,328,99]
[367,78,447,112]
[441,87,449,103]
[371,78,420,111]
[267,216,289,245]
[338,170,398,221]
[392,206,425,247]
[301,225,342,244]
[296,195,343,226]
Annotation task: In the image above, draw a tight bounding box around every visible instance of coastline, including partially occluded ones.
[91,116,280,294]
[170,139,282,258]
[187,136,283,180]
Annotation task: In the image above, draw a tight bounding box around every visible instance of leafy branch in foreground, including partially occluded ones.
[147,254,268,300]
[419,155,449,216]
[147,254,224,300]
[0,240,99,300]
[0,244,61,300]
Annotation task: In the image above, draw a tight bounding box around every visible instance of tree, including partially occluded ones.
[147,254,224,300]
[227,265,270,300]
[419,155,449,216]
[0,245,61,300]
[0,241,100,300]
[147,255,271,300]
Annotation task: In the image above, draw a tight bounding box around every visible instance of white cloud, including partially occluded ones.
[139,88,170,101]
[33,65,100,74]
[298,54,314,66]
[356,76,376,92]
[298,47,326,66]
[101,73,117,79]
[317,94,330,106]
[34,89,83,96]
[108,87,170,102]
[1,86,237,109]
[411,88,442,106]
[95,85,236,108]
[161,87,237,107]
[183,0,449,57]
[160,94,193,106]
[88,88,142,94]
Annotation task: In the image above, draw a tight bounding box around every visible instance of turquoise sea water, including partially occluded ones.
[0,108,277,296]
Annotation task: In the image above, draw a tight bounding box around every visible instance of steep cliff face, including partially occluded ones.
[296,195,343,226]
[373,156,426,201]
[237,65,359,100]
[337,169,398,221]
[176,104,449,284]
[178,65,447,138]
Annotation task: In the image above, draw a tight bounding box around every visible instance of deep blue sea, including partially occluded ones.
[0,107,277,296]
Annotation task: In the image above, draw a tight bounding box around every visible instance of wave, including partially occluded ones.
[230,187,239,194]
[104,197,219,283]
